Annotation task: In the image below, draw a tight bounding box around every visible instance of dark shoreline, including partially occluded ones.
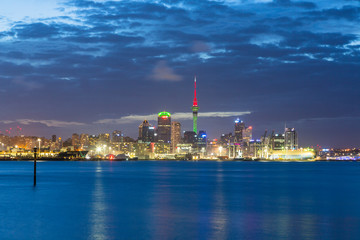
[0,158,356,162]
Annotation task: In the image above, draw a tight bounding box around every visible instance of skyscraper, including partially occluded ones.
[157,111,171,143]
[271,133,285,150]
[234,118,245,143]
[139,120,155,143]
[192,76,199,134]
[184,131,197,144]
[171,121,181,152]
[80,134,89,149]
[243,126,253,143]
[285,127,298,150]
[72,133,80,148]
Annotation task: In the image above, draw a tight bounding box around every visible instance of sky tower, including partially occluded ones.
[192,76,199,134]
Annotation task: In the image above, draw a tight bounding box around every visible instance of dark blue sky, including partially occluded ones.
[0,0,359,147]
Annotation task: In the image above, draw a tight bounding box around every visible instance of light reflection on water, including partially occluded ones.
[0,161,360,239]
[210,163,228,240]
[89,162,108,240]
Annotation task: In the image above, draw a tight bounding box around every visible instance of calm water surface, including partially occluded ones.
[0,161,360,240]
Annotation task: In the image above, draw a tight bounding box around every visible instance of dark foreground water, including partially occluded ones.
[1,161,360,240]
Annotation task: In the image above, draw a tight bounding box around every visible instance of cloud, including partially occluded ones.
[0,119,86,127]
[94,111,251,124]
[191,41,211,52]
[303,6,360,21]
[250,34,284,46]
[95,114,158,124]
[270,0,317,9]
[12,78,43,90]
[150,60,183,81]
[13,23,59,39]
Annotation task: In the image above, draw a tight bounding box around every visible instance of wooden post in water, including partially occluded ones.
[33,147,37,186]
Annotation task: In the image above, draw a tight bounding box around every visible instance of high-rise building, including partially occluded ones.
[171,121,181,152]
[285,127,298,150]
[71,133,80,148]
[234,118,245,143]
[51,135,57,143]
[98,133,110,144]
[243,126,253,143]
[139,120,155,143]
[220,132,233,145]
[80,134,89,149]
[196,130,207,154]
[89,135,99,147]
[183,131,197,144]
[192,76,199,134]
[112,130,122,143]
[157,112,171,143]
[271,134,285,150]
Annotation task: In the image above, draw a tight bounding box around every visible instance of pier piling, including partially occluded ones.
[33,147,37,186]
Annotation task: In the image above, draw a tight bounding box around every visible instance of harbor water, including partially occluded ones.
[0,161,359,239]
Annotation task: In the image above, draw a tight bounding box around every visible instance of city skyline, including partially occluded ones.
[0,0,359,147]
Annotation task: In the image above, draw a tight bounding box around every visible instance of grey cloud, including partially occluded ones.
[0,119,86,127]
[150,60,183,82]
[94,111,251,124]
[12,78,43,90]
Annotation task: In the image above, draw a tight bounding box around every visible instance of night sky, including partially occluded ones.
[0,0,359,147]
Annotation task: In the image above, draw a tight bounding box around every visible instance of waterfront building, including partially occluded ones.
[157,112,171,143]
[139,120,155,143]
[249,140,262,158]
[271,134,285,151]
[171,121,181,153]
[192,76,199,134]
[133,142,151,159]
[112,130,123,143]
[154,142,171,155]
[285,127,298,150]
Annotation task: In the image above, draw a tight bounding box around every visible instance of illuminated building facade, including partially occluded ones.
[89,135,99,147]
[243,126,252,143]
[234,119,245,143]
[112,130,122,143]
[98,133,110,144]
[72,133,80,148]
[196,130,207,154]
[139,120,155,143]
[285,127,298,150]
[220,132,233,145]
[271,134,285,150]
[157,112,171,143]
[80,134,89,149]
[184,131,197,144]
[192,77,199,134]
[171,121,181,153]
